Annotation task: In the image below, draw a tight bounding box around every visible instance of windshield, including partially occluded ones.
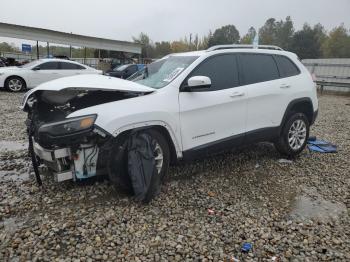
[19,60,41,69]
[135,56,198,89]
[113,64,129,71]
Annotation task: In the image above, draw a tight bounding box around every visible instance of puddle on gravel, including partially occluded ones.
[290,191,347,221]
[0,170,30,182]
[0,140,28,151]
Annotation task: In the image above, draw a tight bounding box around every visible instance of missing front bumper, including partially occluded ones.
[33,139,99,182]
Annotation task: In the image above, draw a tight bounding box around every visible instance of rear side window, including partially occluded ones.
[39,62,60,70]
[240,54,279,85]
[60,62,86,70]
[188,54,239,91]
[274,55,300,78]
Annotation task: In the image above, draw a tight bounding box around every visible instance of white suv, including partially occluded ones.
[22,45,318,202]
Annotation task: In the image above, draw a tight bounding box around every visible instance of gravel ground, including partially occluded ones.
[0,91,349,261]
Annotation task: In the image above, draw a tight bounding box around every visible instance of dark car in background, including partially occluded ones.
[105,64,144,79]
[0,58,5,67]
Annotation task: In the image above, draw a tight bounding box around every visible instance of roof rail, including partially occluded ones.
[206,44,283,52]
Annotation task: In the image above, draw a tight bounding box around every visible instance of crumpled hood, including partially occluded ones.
[21,74,154,109]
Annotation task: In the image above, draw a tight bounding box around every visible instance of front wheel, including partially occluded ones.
[108,129,170,202]
[274,113,310,157]
[5,76,26,92]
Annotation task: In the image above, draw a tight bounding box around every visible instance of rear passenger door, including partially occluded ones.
[239,53,287,133]
[60,62,87,77]
[179,54,247,152]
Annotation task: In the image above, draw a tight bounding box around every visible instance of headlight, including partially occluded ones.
[39,115,97,136]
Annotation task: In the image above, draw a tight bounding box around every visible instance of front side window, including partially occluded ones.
[60,62,85,70]
[240,54,279,85]
[187,54,239,91]
[136,56,198,89]
[274,55,300,78]
[39,62,60,70]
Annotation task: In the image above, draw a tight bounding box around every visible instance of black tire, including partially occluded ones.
[5,76,26,92]
[108,129,170,202]
[274,112,310,157]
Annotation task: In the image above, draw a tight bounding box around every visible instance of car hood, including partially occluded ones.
[21,74,155,109]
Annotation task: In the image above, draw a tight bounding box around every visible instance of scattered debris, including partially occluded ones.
[207,209,215,215]
[277,158,293,164]
[208,191,216,197]
[241,242,253,253]
[307,137,337,153]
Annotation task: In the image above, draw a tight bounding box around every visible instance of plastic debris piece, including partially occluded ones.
[241,242,252,252]
[208,191,216,197]
[278,158,293,164]
[307,138,337,153]
[208,208,215,215]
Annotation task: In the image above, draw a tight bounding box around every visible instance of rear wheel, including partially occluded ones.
[274,113,309,157]
[5,76,26,92]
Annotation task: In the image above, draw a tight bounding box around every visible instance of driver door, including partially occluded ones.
[31,61,61,86]
[179,54,247,154]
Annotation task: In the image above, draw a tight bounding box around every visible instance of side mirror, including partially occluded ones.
[181,76,211,92]
[32,66,40,71]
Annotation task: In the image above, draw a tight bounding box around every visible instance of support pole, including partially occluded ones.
[36,41,39,60]
[46,42,50,57]
[69,45,72,59]
[84,47,87,64]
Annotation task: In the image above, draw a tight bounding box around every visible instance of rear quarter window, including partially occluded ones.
[274,55,300,78]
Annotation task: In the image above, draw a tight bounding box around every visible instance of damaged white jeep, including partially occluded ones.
[22,45,318,202]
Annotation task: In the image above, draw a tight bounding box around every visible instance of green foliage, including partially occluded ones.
[240,27,256,44]
[290,24,326,59]
[259,16,294,49]
[208,25,240,47]
[0,42,19,53]
[322,25,350,58]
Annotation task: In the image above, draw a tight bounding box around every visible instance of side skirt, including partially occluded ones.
[182,126,279,161]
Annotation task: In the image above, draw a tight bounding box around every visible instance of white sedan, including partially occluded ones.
[0,59,102,92]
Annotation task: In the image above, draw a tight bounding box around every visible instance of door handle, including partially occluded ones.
[280,84,291,89]
[230,91,245,98]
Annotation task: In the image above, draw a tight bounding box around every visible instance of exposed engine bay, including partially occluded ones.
[24,88,149,183]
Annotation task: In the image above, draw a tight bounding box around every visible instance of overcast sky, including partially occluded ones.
[1,0,350,47]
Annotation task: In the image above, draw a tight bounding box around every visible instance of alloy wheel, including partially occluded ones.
[288,119,307,150]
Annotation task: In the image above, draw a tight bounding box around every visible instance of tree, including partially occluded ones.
[208,25,240,47]
[240,27,257,44]
[290,24,323,59]
[0,42,19,53]
[259,18,277,45]
[132,32,155,58]
[259,17,294,49]
[322,25,350,58]
[154,41,171,57]
[275,16,294,50]
[170,40,189,53]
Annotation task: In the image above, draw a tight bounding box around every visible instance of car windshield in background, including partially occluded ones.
[136,56,198,89]
[19,60,40,68]
[114,65,128,71]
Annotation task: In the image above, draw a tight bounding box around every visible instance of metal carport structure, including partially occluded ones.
[0,22,141,60]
